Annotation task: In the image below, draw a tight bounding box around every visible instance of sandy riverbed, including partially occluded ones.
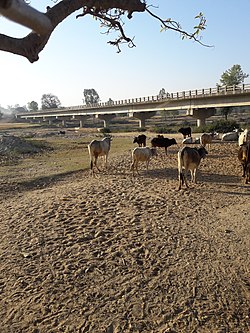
[0,139,249,332]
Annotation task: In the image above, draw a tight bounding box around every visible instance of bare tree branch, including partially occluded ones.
[76,5,136,52]
[0,0,53,35]
[0,0,146,62]
[0,0,209,63]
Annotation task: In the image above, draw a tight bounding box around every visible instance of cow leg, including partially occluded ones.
[242,164,246,177]
[104,154,108,169]
[192,169,197,183]
[135,161,140,175]
[178,171,188,190]
[94,154,101,172]
[90,158,95,175]
[131,161,135,176]
[178,172,184,190]
[245,164,250,183]
[190,169,194,183]
[90,158,94,170]
[131,160,139,176]
[184,170,189,188]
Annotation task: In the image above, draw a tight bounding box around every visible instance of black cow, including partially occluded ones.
[151,136,177,154]
[178,127,192,139]
[133,134,147,147]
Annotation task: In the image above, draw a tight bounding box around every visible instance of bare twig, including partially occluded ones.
[77,6,136,52]
[146,7,211,47]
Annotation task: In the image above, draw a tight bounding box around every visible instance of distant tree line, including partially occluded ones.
[1,64,249,121]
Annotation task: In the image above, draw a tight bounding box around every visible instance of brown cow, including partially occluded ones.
[178,146,208,190]
[238,143,250,184]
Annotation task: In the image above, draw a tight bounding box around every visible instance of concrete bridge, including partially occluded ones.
[17,84,250,128]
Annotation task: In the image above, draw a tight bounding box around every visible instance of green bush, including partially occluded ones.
[150,126,176,134]
[138,127,146,132]
[99,127,111,134]
[195,120,240,133]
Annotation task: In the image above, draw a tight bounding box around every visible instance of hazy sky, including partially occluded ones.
[1,0,250,109]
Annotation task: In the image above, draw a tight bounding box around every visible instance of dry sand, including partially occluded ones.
[0,141,249,332]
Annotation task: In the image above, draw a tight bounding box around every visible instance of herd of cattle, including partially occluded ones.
[87,127,250,188]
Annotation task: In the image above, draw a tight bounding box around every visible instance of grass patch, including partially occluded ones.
[0,133,135,190]
[0,122,41,130]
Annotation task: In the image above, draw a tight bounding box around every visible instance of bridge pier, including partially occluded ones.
[72,115,88,128]
[96,114,116,128]
[55,116,72,127]
[44,117,54,126]
[187,108,216,127]
[29,117,41,124]
[33,118,43,124]
[130,111,157,128]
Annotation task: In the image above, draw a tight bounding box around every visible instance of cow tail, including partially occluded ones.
[177,149,183,173]
[177,149,184,189]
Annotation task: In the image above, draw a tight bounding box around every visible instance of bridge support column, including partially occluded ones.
[79,119,84,128]
[96,114,116,128]
[32,118,40,123]
[72,115,88,128]
[44,116,58,125]
[56,116,71,127]
[187,108,216,127]
[130,111,157,128]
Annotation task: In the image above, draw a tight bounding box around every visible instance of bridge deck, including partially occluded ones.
[17,84,250,119]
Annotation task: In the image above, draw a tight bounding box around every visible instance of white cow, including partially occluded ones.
[131,147,157,176]
[238,129,249,146]
[182,137,200,144]
[88,137,112,173]
[182,137,193,144]
[221,130,239,141]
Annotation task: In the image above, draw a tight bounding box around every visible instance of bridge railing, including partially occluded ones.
[60,83,250,110]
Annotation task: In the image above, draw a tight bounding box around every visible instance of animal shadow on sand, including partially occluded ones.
[146,167,177,180]
[201,171,241,185]
[0,169,84,198]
